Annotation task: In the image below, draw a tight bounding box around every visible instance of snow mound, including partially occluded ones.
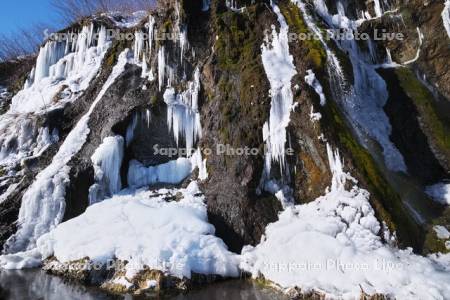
[241,144,450,299]
[34,182,239,279]
[426,182,450,205]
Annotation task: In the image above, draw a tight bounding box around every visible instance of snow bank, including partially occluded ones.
[3,50,131,253]
[33,182,239,279]
[88,136,124,204]
[443,0,450,39]
[261,3,297,175]
[426,182,450,205]
[241,144,450,299]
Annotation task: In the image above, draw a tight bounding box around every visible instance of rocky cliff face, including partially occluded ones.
[0,0,450,298]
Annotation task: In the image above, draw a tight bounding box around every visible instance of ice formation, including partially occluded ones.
[241,144,450,299]
[295,0,407,172]
[11,25,110,114]
[202,0,211,11]
[261,3,297,175]
[179,25,188,63]
[88,136,124,204]
[0,116,58,168]
[158,46,166,91]
[125,112,138,147]
[304,69,326,106]
[134,31,145,63]
[148,15,156,55]
[3,50,131,253]
[1,182,240,280]
[128,149,207,189]
[426,182,450,205]
[442,0,450,39]
[128,158,192,188]
[163,68,202,153]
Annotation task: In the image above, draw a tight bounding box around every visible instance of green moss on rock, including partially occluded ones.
[395,67,450,160]
[278,1,326,72]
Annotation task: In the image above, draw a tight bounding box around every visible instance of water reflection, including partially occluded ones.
[0,269,288,300]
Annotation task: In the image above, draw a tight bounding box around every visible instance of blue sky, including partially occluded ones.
[0,0,61,36]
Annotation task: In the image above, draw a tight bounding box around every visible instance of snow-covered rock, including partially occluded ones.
[241,144,450,299]
[32,182,239,281]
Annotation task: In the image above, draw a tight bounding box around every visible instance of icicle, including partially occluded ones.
[97,26,107,52]
[148,68,155,81]
[260,4,297,175]
[373,0,383,17]
[385,48,393,64]
[146,109,151,127]
[88,136,124,204]
[179,25,188,63]
[126,113,138,147]
[34,42,66,82]
[141,53,148,77]
[148,15,156,56]
[158,46,165,91]
[134,31,145,63]
[163,67,202,154]
[326,143,349,192]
